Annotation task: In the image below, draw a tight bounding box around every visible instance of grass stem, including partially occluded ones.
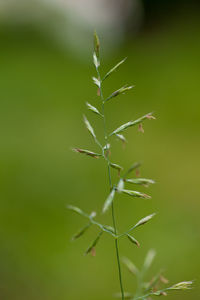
[97,66,125,300]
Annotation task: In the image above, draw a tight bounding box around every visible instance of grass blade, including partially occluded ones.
[105,85,134,102]
[143,249,156,271]
[67,205,85,217]
[125,163,141,176]
[110,112,155,136]
[94,31,100,58]
[102,189,115,214]
[115,133,127,144]
[83,115,96,139]
[127,234,140,247]
[117,178,125,193]
[134,213,156,228]
[122,189,151,199]
[103,57,127,81]
[122,257,139,275]
[170,281,193,290]
[86,102,103,117]
[72,223,92,240]
[72,148,102,159]
[103,225,115,234]
[93,52,100,68]
[85,231,103,255]
[110,162,123,173]
[92,76,101,88]
[125,178,155,186]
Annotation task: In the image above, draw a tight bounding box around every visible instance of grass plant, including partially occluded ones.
[68,32,193,300]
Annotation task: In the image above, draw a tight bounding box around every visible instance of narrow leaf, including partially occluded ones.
[103,225,115,234]
[143,249,156,271]
[124,162,141,177]
[125,178,155,186]
[110,112,155,136]
[127,234,140,247]
[92,76,101,88]
[117,178,124,193]
[102,189,115,214]
[67,205,85,216]
[116,133,127,143]
[134,213,156,228]
[83,115,96,139]
[103,57,127,81]
[72,148,102,159]
[122,189,151,199]
[110,121,135,136]
[86,102,103,117]
[110,163,123,172]
[105,85,134,102]
[72,223,91,240]
[94,31,100,58]
[122,257,139,275]
[170,281,193,290]
[93,52,100,68]
[85,231,103,255]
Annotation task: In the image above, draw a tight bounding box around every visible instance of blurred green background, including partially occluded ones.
[0,1,199,299]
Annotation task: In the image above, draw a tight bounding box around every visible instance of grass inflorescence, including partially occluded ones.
[68,32,193,300]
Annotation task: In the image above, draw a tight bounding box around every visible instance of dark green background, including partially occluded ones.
[0,8,199,300]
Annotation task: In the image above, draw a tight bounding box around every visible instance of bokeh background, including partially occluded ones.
[0,0,200,299]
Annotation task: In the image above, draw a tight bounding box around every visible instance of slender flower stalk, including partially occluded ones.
[96,58,125,300]
[68,32,193,300]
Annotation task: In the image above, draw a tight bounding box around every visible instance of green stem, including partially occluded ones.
[133,271,143,300]
[97,67,125,300]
